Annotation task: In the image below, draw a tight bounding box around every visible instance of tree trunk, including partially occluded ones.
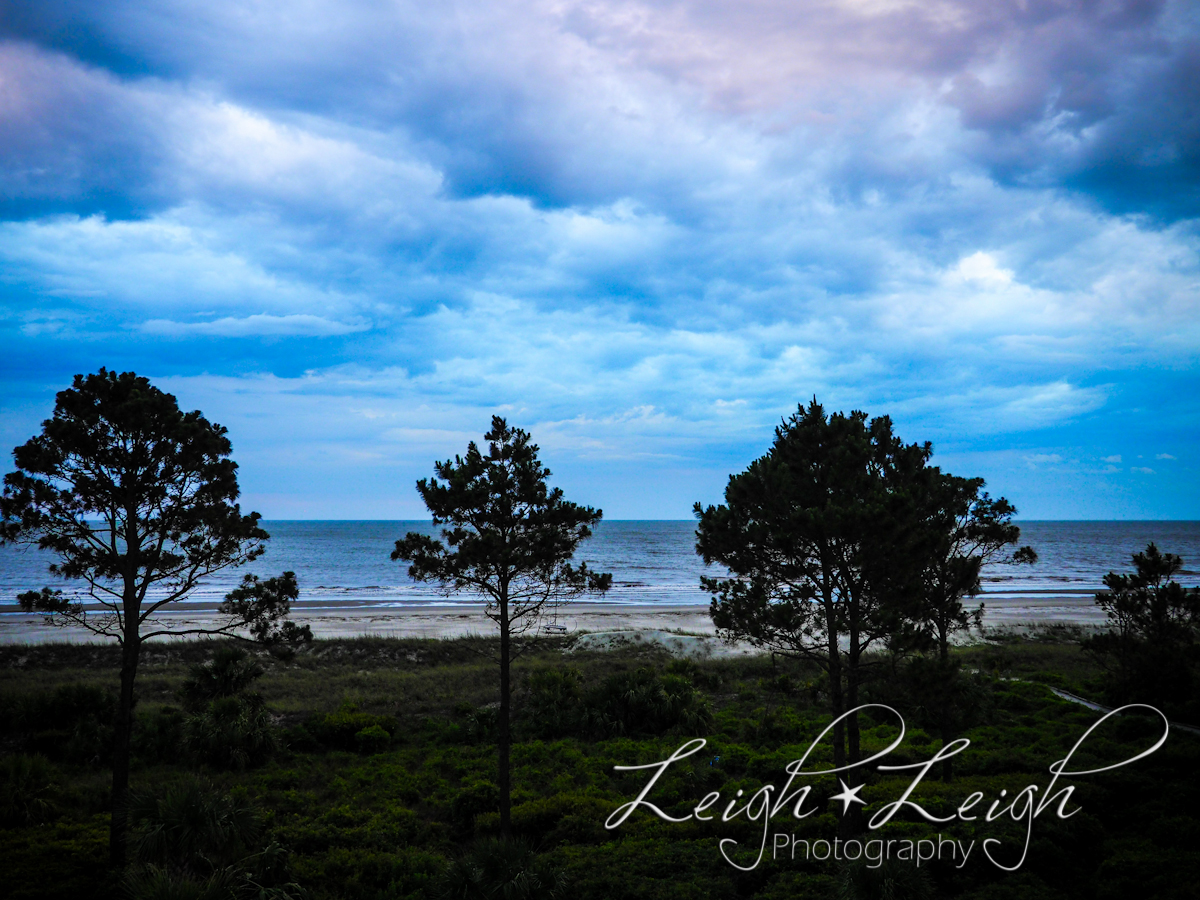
[826,635,846,773]
[844,639,866,837]
[938,626,954,783]
[109,631,140,867]
[846,650,861,766]
[498,597,512,838]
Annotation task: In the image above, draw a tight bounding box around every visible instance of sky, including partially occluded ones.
[1,0,1198,520]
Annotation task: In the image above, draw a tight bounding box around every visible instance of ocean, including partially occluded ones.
[2,520,1200,611]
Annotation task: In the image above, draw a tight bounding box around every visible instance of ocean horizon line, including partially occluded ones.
[251,517,1200,523]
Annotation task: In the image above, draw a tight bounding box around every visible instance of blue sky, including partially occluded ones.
[1,0,1197,519]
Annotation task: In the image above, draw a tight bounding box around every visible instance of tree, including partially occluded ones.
[1083,543,1200,710]
[695,399,933,801]
[392,417,611,836]
[0,369,307,866]
[900,474,1035,779]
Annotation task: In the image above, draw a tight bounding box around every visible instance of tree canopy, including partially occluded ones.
[1084,542,1200,713]
[694,398,1036,790]
[392,416,611,834]
[392,416,611,630]
[0,369,279,640]
[695,399,934,781]
[0,369,305,864]
[904,475,1036,660]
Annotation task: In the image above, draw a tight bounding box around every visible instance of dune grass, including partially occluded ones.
[1,632,1197,900]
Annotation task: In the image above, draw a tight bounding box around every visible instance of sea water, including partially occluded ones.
[2,520,1199,610]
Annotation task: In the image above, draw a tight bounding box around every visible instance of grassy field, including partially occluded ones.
[1,629,1197,900]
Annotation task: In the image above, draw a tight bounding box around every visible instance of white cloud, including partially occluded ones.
[2,1,1199,518]
[1024,453,1063,467]
[950,252,1014,287]
[141,314,371,337]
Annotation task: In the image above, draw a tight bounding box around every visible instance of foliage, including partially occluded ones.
[392,416,611,835]
[695,398,935,776]
[866,655,992,738]
[1,369,274,640]
[305,701,397,752]
[125,779,307,900]
[134,706,187,765]
[436,836,568,900]
[901,476,1036,659]
[184,696,278,771]
[836,857,936,900]
[0,369,305,864]
[130,779,263,871]
[579,669,713,738]
[1083,543,1200,714]
[218,573,313,654]
[181,647,267,713]
[392,417,611,636]
[0,753,57,825]
[354,724,392,755]
[3,682,115,763]
[525,669,584,739]
[181,646,278,770]
[2,634,1198,900]
[525,667,713,739]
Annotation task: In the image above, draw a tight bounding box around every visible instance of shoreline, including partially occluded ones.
[0,595,1109,645]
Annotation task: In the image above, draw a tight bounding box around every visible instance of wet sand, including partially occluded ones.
[0,593,1107,645]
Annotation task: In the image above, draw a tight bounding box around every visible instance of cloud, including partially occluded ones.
[6,0,1198,219]
[1156,452,1176,460]
[1131,466,1155,474]
[141,314,371,337]
[1,0,1199,517]
[949,252,1014,287]
[1024,453,1063,467]
[1102,454,1122,463]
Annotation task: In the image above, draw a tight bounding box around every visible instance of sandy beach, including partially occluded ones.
[0,592,1108,645]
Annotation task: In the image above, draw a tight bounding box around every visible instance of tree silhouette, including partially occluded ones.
[1084,543,1200,710]
[0,369,306,866]
[901,474,1035,779]
[696,399,933,815]
[392,416,610,835]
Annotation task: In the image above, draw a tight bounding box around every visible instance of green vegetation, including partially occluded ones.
[695,399,1036,792]
[1082,543,1200,722]
[1,631,1197,899]
[392,416,612,836]
[0,368,309,865]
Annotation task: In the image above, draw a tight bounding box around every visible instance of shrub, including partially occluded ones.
[665,657,723,691]
[306,702,397,751]
[526,669,583,739]
[836,857,935,900]
[5,684,114,764]
[126,779,307,900]
[180,645,266,712]
[184,695,278,770]
[134,706,186,764]
[0,754,56,826]
[581,668,713,738]
[130,778,263,870]
[463,705,499,744]
[435,836,567,900]
[354,724,391,755]
[451,780,500,833]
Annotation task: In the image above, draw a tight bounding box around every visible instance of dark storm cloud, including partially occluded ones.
[1,0,1198,517]
[0,43,173,218]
